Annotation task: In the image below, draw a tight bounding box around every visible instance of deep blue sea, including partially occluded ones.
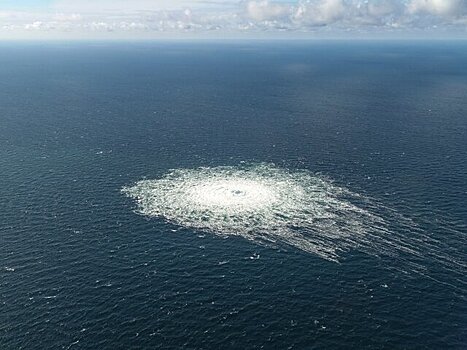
[1,41,466,349]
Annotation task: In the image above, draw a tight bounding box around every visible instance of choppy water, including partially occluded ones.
[1,42,466,349]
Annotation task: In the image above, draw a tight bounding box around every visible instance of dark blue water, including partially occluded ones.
[1,42,466,349]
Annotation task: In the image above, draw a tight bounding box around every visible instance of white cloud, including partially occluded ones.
[245,1,291,21]
[53,13,82,22]
[407,0,467,17]
[24,21,45,30]
[0,0,467,39]
[293,0,346,26]
[367,0,402,17]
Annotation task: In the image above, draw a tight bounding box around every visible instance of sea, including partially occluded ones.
[1,41,466,349]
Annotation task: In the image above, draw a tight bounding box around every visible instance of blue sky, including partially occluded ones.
[1,0,466,39]
[0,0,54,10]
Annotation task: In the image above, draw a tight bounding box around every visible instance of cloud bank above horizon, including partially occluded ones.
[1,0,466,39]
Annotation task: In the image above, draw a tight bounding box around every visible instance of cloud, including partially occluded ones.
[293,0,346,26]
[245,1,291,21]
[367,0,402,17]
[0,0,466,38]
[407,0,467,17]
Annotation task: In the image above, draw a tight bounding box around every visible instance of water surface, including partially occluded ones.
[1,41,466,349]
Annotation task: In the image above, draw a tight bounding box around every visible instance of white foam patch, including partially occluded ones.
[123,163,467,293]
[122,163,394,262]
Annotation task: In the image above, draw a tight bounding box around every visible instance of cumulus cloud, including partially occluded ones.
[407,0,467,17]
[0,0,466,38]
[367,0,402,17]
[293,0,346,26]
[245,1,291,21]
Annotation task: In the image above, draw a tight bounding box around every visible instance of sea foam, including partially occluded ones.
[122,162,467,292]
[122,163,392,262]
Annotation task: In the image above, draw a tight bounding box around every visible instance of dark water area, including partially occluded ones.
[0,41,466,349]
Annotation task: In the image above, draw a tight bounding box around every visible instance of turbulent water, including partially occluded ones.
[123,163,465,281]
[1,42,466,349]
[124,163,387,261]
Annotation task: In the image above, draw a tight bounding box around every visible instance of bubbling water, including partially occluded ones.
[123,163,467,292]
[187,178,278,210]
[122,163,392,261]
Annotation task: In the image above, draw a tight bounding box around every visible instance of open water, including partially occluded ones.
[1,41,466,349]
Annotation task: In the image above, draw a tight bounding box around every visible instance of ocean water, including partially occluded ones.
[0,41,466,349]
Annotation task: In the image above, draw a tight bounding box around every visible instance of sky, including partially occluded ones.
[0,0,466,40]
